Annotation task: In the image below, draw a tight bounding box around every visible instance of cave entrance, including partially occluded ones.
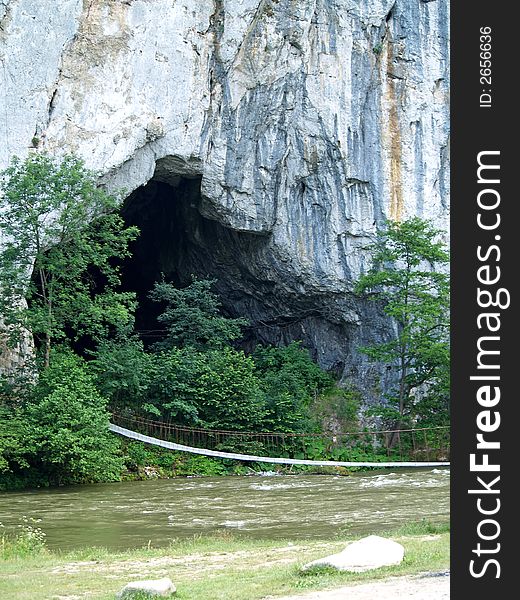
[120,176,264,348]
[119,174,349,377]
[121,177,193,345]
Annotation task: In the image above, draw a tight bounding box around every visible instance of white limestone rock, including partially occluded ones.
[0,0,449,247]
[302,535,405,572]
[0,1,450,384]
[116,577,176,598]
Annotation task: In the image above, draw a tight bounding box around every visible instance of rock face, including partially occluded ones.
[0,1,449,390]
[302,535,405,572]
[116,577,176,598]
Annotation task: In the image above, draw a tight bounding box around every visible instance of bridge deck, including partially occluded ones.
[109,423,450,468]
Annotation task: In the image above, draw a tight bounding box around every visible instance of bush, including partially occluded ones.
[150,279,248,351]
[90,336,155,414]
[21,351,123,486]
[0,517,47,559]
[123,441,151,471]
[103,346,268,431]
[90,339,201,424]
[310,386,361,433]
[88,282,340,439]
[253,342,333,432]
[171,454,228,477]
[192,347,266,430]
[0,405,29,485]
[91,338,341,442]
[142,349,203,424]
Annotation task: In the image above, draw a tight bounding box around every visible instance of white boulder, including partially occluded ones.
[116,577,176,598]
[302,535,404,573]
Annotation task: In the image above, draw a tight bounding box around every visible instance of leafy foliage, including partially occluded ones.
[23,351,123,485]
[90,336,155,413]
[355,217,450,426]
[310,386,361,433]
[150,279,248,351]
[187,347,265,430]
[0,516,47,559]
[0,405,29,478]
[92,284,334,435]
[92,329,334,436]
[253,343,332,432]
[93,344,266,429]
[0,153,139,367]
[0,352,123,489]
[130,348,206,424]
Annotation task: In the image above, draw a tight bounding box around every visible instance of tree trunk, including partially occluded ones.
[388,353,407,449]
[44,332,51,369]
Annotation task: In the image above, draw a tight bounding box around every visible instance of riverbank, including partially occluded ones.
[0,524,449,600]
[1,437,445,492]
[119,441,402,482]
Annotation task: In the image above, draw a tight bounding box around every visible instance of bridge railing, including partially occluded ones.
[111,413,450,463]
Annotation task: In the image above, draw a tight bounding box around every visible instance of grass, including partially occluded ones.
[0,522,449,600]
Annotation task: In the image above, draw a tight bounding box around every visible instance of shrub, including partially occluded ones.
[90,336,155,413]
[22,351,124,486]
[0,516,47,559]
[192,347,266,430]
[253,342,333,432]
[171,454,228,477]
[150,279,248,351]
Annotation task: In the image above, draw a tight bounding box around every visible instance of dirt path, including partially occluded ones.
[273,572,450,600]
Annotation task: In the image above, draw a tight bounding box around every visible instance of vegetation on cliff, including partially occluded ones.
[0,153,138,368]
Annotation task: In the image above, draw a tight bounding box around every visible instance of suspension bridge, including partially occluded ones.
[109,414,450,468]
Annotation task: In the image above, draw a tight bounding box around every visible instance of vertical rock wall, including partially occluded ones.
[0,0,449,389]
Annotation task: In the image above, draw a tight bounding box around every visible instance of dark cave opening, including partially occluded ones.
[24,174,399,401]
[120,176,269,349]
[119,175,362,381]
[120,178,189,346]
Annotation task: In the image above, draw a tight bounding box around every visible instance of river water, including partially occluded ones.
[0,468,449,551]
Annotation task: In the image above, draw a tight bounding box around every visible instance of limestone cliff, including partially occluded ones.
[0,0,449,392]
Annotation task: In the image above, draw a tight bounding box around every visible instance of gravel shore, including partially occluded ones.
[274,571,450,600]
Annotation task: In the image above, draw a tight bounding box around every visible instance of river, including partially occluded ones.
[0,468,449,551]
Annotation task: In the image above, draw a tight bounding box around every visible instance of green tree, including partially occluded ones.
[0,153,139,368]
[149,279,248,351]
[253,342,332,432]
[0,405,28,484]
[0,351,123,488]
[192,347,266,430]
[22,351,123,486]
[355,217,450,427]
[90,335,155,414]
[142,349,204,424]
[90,342,265,429]
[128,346,265,430]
